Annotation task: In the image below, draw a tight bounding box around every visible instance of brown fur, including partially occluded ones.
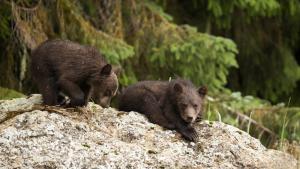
[118,79,207,141]
[31,39,118,107]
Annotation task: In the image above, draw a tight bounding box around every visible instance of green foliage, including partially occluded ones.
[143,0,173,21]
[157,0,280,28]
[206,92,300,144]
[226,92,270,112]
[206,0,280,27]
[76,0,239,88]
[0,87,25,100]
[56,0,134,65]
[157,0,300,105]
[271,107,300,141]
[120,1,238,91]
[148,25,238,91]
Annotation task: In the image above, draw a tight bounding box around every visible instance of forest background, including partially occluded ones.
[0,0,299,159]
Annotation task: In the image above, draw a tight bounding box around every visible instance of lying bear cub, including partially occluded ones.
[31,39,118,107]
[118,79,207,142]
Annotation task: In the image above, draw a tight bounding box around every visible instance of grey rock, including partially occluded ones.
[0,95,298,169]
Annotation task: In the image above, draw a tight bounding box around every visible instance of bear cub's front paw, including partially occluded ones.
[181,127,198,142]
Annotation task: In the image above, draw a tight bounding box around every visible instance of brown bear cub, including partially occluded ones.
[118,79,207,142]
[31,39,118,107]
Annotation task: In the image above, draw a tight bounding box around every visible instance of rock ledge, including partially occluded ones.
[0,95,297,169]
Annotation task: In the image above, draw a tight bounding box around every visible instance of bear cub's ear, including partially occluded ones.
[101,64,112,75]
[174,83,183,93]
[198,86,207,97]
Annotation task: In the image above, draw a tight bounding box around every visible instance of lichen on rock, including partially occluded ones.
[0,95,297,169]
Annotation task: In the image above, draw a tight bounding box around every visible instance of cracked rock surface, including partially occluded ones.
[0,95,297,169]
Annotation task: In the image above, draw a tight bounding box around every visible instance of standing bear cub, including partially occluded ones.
[118,79,207,142]
[31,39,118,107]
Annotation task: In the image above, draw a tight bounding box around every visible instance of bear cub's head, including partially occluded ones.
[90,64,118,108]
[171,80,207,124]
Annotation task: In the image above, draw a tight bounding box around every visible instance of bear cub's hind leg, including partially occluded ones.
[37,77,59,106]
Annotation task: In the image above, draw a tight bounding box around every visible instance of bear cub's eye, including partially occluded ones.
[180,103,187,108]
[193,104,198,108]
